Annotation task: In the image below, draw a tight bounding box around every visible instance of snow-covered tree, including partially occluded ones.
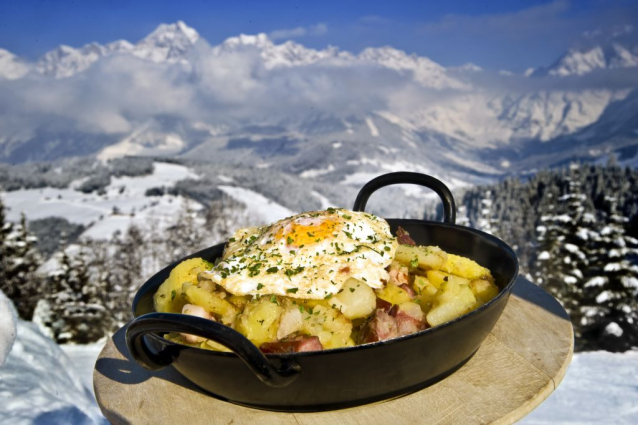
[579,195,638,351]
[533,165,596,341]
[37,245,113,344]
[0,210,42,319]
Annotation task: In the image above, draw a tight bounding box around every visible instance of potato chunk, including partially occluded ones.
[236,297,283,347]
[394,245,447,270]
[154,258,213,313]
[332,279,376,320]
[375,283,413,306]
[182,283,237,325]
[426,270,471,290]
[413,276,438,315]
[426,279,476,327]
[470,279,499,305]
[440,253,492,281]
[301,305,353,349]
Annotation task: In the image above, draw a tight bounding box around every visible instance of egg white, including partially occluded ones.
[207,208,397,299]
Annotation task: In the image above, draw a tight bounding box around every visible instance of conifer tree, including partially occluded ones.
[0,209,42,319]
[0,195,13,299]
[533,164,596,342]
[579,195,638,351]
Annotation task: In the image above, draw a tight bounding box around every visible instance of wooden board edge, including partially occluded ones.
[489,334,574,425]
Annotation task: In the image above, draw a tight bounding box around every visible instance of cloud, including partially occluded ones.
[269,23,327,41]
[0,30,636,159]
[0,38,409,143]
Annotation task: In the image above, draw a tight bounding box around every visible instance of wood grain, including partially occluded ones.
[93,278,573,425]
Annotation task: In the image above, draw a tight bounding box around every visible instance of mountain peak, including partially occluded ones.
[140,21,199,46]
[534,26,638,77]
[0,48,30,80]
[134,21,200,62]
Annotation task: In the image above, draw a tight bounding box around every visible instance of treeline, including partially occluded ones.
[0,194,252,344]
[457,162,638,352]
[0,156,155,192]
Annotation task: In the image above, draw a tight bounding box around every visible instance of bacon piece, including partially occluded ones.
[391,303,426,336]
[388,262,409,287]
[359,310,398,343]
[396,226,417,246]
[260,336,323,354]
[399,283,416,299]
[376,298,393,312]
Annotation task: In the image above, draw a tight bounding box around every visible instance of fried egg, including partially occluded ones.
[206,208,397,299]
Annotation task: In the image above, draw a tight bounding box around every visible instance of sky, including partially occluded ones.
[0,0,636,72]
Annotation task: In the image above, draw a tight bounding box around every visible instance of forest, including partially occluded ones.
[1,162,636,351]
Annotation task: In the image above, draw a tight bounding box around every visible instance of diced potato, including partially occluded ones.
[332,279,376,319]
[426,279,477,327]
[301,305,353,349]
[154,258,213,313]
[375,283,413,305]
[426,270,471,290]
[413,276,438,314]
[182,283,238,325]
[236,297,283,347]
[440,253,492,281]
[227,295,250,310]
[277,306,303,340]
[202,339,232,353]
[470,279,499,305]
[394,245,447,270]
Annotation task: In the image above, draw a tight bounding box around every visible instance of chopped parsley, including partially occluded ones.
[286,288,299,294]
[257,283,264,290]
[171,290,177,301]
[266,267,279,274]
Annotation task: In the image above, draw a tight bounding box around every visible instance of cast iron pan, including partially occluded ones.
[126,172,519,411]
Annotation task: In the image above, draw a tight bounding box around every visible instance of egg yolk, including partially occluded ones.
[276,217,341,247]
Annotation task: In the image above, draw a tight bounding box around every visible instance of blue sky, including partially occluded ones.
[0,0,636,71]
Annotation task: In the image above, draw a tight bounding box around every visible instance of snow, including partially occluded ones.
[0,299,106,424]
[0,290,17,367]
[3,162,201,240]
[604,263,622,272]
[299,165,335,179]
[311,190,333,209]
[522,351,638,424]
[621,276,638,292]
[59,343,105,398]
[596,290,612,303]
[563,276,578,284]
[365,117,380,137]
[605,322,624,337]
[584,276,607,287]
[217,185,295,224]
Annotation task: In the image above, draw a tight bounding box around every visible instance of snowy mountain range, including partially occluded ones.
[0,21,637,185]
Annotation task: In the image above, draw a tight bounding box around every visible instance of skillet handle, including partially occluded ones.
[125,312,301,388]
[353,172,456,224]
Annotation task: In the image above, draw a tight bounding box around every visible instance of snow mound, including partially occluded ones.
[0,290,17,367]
[0,319,106,424]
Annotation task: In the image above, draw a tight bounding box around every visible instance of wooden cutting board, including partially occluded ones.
[94,278,574,424]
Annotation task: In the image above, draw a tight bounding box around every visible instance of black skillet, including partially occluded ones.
[126,172,519,411]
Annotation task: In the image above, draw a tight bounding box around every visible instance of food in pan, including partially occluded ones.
[153,208,498,353]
